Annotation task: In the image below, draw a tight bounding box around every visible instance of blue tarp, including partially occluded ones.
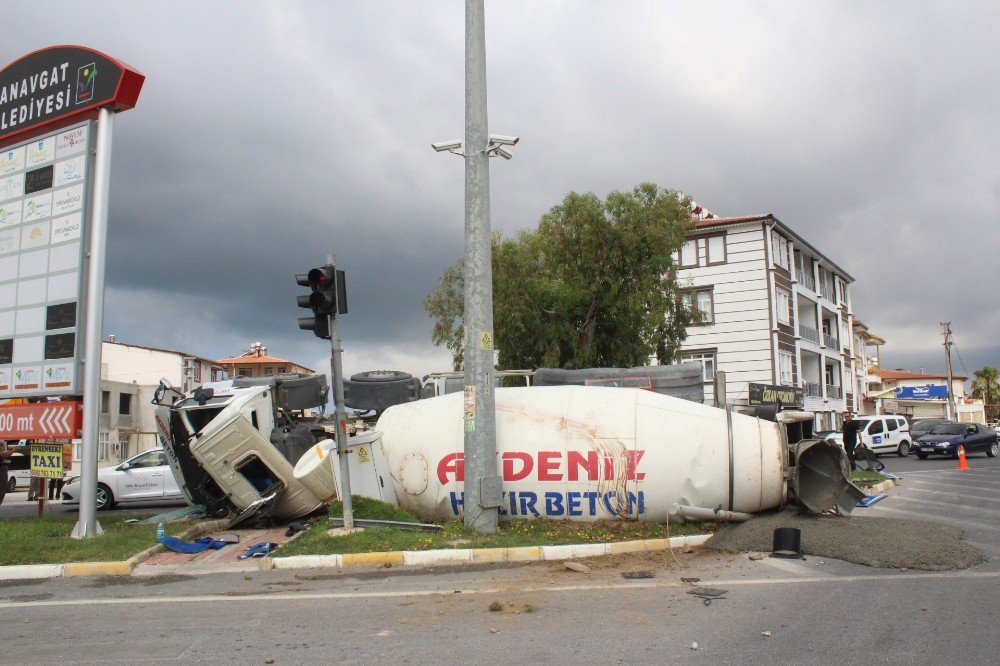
[159,536,232,554]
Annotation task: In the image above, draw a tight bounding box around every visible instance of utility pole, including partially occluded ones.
[942,322,956,420]
[462,0,501,533]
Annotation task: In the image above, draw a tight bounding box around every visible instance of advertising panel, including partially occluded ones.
[0,122,92,397]
[895,385,948,400]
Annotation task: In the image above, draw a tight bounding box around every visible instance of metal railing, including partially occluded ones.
[822,333,839,349]
[796,269,815,291]
[804,382,822,397]
[825,384,842,399]
[799,324,820,344]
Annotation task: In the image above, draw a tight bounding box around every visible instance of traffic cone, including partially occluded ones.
[957,445,970,470]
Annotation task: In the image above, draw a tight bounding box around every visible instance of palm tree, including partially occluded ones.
[972,366,1000,423]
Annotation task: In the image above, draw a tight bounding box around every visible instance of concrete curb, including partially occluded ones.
[271,533,712,572]
[0,518,230,581]
[864,476,900,495]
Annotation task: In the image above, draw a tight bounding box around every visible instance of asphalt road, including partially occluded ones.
[0,491,186,521]
[0,454,997,664]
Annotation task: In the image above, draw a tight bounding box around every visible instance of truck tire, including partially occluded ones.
[350,370,412,383]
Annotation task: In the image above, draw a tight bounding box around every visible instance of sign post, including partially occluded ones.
[0,46,143,537]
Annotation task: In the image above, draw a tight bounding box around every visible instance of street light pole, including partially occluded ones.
[462,0,500,533]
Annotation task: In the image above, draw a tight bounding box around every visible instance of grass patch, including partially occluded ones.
[851,471,886,487]
[0,515,191,566]
[278,496,718,557]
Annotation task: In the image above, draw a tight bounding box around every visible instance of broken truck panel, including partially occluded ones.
[375,385,857,521]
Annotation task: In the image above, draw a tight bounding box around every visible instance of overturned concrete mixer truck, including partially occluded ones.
[151,367,862,523]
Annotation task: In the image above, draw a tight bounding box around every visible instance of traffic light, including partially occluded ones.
[296,267,332,339]
[296,265,348,339]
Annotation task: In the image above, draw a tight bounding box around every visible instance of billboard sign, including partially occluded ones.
[895,384,948,400]
[0,121,93,396]
[0,46,144,146]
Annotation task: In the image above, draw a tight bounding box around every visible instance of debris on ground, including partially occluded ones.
[748,553,764,560]
[687,586,727,605]
[621,571,654,579]
[706,508,986,571]
[564,561,591,573]
[690,642,699,650]
[680,577,700,584]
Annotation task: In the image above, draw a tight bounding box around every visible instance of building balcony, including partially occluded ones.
[799,324,821,344]
[826,384,843,399]
[822,333,839,349]
[796,269,816,292]
[804,382,822,397]
[821,283,834,301]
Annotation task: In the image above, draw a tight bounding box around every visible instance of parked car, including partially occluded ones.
[909,418,953,441]
[913,423,999,459]
[61,448,185,510]
[4,452,31,492]
[828,415,913,456]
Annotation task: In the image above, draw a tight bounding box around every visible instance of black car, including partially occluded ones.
[909,418,953,440]
[914,422,999,459]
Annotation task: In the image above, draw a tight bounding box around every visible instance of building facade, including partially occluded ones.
[667,213,859,431]
[873,369,984,423]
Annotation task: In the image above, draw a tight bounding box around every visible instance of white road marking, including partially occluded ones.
[2,569,999,610]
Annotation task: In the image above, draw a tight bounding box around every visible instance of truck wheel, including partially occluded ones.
[350,370,412,383]
[897,441,910,457]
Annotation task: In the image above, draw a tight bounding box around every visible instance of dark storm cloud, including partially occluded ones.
[3,1,997,378]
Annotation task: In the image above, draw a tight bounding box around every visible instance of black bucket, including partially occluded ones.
[771,527,803,558]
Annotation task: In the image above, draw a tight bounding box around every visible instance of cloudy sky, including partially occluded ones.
[4,1,998,382]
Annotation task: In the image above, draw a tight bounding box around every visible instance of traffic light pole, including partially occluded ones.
[327,257,354,530]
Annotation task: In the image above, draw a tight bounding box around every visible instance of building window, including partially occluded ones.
[98,432,109,461]
[117,434,130,460]
[680,239,697,268]
[683,288,714,324]
[681,351,715,382]
[705,234,726,265]
[776,289,792,325]
[193,363,202,382]
[681,351,716,382]
[100,391,110,414]
[771,232,790,270]
[778,352,794,385]
[263,367,275,376]
[237,367,253,378]
[119,393,132,416]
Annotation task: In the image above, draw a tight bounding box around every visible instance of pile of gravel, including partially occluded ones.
[706,508,986,571]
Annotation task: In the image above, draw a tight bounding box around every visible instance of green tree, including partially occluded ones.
[972,365,1000,422]
[424,183,700,371]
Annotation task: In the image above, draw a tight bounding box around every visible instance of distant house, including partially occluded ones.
[216,341,314,379]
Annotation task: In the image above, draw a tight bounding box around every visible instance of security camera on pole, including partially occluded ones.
[296,255,353,529]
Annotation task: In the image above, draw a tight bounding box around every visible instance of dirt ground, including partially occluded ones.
[705,508,986,571]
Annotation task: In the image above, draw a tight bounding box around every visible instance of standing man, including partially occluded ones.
[842,412,862,472]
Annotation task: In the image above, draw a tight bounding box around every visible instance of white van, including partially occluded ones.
[5,452,31,492]
[831,415,912,457]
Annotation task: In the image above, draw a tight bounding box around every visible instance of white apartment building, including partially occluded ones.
[669,214,858,431]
